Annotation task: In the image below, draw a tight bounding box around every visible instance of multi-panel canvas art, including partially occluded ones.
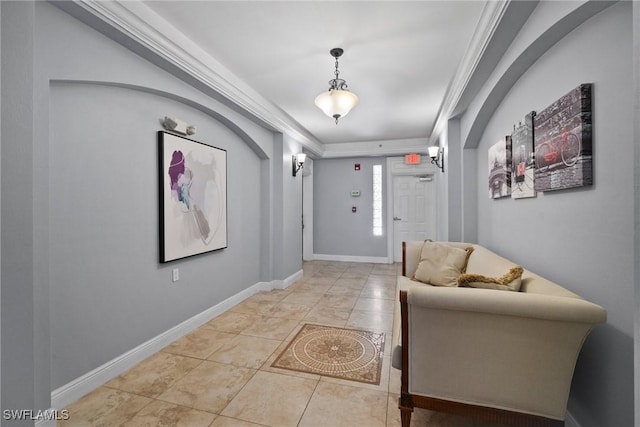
[158,131,227,263]
[488,136,512,199]
[511,112,536,199]
[534,84,593,192]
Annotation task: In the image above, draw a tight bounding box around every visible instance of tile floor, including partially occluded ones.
[61,261,499,427]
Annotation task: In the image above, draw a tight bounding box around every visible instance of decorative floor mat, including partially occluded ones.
[271,323,385,385]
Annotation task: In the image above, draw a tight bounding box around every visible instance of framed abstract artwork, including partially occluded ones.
[511,112,536,199]
[488,135,512,199]
[534,83,593,192]
[158,131,227,263]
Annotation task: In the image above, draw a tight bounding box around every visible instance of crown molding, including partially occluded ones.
[321,138,429,159]
[64,0,325,156]
[60,1,508,157]
[428,0,510,145]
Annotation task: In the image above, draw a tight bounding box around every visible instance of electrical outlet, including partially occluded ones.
[172,268,179,282]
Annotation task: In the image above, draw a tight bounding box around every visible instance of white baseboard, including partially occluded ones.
[282,269,303,288]
[50,271,301,410]
[313,254,391,264]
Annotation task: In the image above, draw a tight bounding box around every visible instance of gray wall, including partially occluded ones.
[313,157,386,258]
[1,0,303,414]
[0,3,3,414]
[462,3,633,426]
[1,1,40,414]
[281,134,304,276]
[49,83,263,388]
[635,2,640,425]
[39,3,273,389]
[271,133,304,279]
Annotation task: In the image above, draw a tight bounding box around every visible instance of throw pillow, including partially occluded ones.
[457,266,524,291]
[412,241,474,287]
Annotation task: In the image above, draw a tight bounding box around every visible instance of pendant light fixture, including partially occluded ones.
[314,48,359,124]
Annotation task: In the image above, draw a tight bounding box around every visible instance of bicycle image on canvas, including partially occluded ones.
[533,83,593,192]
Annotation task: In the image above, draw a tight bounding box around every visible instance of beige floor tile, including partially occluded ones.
[287,281,333,293]
[316,267,348,276]
[280,291,325,305]
[372,264,398,276]
[420,409,476,427]
[121,400,216,427]
[298,381,387,427]
[221,371,317,427]
[361,283,398,300]
[367,274,397,286]
[317,294,358,310]
[157,361,256,413]
[105,352,202,398]
[345,264,375,273]
[206,311,262,334]
[60,386,151,427]
[340,271,371,280]
[230,298,278,316]
[208,334,281,369]
[163,326,236,359]
[386,393,401,427]
[251,289,291,302]
[325,284,362,297]
[346,309,393,332]
[333,277,367,289]
[389,366,402,394]
[240,316,300,340]
[303,305,351,327]
[306,275,340,285]
[354,297,396,314]
[209,416,265,426]
[263,300,315,320]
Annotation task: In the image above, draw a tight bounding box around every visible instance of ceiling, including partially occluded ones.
[143,1,487,146]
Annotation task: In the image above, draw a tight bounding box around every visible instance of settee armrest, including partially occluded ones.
[400,287,605,421]
[407,285,606,324]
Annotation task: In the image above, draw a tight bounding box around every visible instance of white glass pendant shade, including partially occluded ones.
[314,89,359,121]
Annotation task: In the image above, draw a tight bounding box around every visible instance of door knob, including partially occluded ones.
[393,217,402,221]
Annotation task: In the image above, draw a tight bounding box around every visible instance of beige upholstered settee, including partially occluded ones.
[392,241,606,427]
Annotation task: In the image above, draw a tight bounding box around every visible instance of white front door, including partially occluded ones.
[393,175,436,261]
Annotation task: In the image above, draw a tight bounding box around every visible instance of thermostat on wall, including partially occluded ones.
[351,190,361,197]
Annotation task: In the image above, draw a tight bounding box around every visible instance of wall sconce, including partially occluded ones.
[162,116,196,136]
[292,153,307,177]
[428,146,444,173]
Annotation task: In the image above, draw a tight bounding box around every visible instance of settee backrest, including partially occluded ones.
[402,241,582,298]
[402,240,471,277]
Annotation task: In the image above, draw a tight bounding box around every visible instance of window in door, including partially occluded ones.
[373,164,383,236]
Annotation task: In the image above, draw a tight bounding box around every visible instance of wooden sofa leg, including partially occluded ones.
[399,394,413,427]
[400,407,412,427]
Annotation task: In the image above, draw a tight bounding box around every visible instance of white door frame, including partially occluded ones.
[385,156,439,262]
